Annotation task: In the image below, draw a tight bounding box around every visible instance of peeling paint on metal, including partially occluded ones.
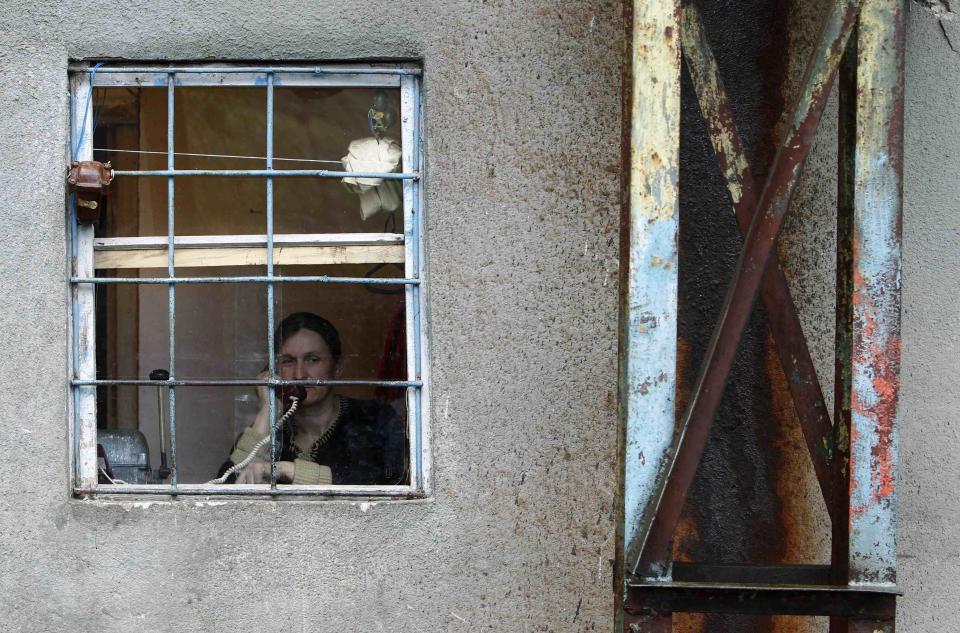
[633,0,863,579]
[620,0,682,579]
[848,0,904,587]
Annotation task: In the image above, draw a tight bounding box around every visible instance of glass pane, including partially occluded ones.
[95,265,407,382]
[93,84,405,239]
[174,87,267,169]
[152,385,409,486]
[92,87,167,238]
[173,176,267,236]
[173,269,268,380]
[274,85,403,235]
[273,266,408,384]
[94,269,170,382]
[275,178,403,235]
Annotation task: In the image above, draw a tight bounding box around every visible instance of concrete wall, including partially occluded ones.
[0,1,956,632]
[0,1,623,631]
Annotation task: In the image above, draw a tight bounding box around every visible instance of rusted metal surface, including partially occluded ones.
[66,160,114,223]
[626,582,897,619]
[671,563,831,585]
[831,26,859,633]
[680,3,835,514]
[620,0,903,628]
[634,0,864,578]
[846,0,904,587]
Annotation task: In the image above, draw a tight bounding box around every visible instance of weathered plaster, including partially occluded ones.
[0,1,623,631]
[0,0,957,631]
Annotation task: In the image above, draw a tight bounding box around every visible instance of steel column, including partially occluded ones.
[633,0,863,578]
[618,0,681,628]
[847,0,904,589]
[620,0,903,628]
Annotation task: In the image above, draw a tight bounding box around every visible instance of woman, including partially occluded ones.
[218,312,406,485]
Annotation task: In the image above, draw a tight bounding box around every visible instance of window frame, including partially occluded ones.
[67,62,430,498]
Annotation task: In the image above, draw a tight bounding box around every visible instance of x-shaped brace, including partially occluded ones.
[632,0,864,578]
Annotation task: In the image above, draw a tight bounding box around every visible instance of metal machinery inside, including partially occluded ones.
[617,0,903,631]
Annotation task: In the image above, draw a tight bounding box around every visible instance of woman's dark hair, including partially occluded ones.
[274,312,342,359]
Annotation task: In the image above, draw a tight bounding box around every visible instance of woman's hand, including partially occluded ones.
[250,369,273,436]
[255,368,271,412]
[235,460,294,484]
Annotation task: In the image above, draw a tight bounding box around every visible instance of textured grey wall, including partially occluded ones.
[897,4,960,631]
[0,1,956,632]
[0,1,623,631]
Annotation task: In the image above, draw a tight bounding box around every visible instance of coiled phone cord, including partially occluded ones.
[207,397,299,485]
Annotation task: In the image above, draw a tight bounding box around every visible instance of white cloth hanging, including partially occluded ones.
[341,137,403,220]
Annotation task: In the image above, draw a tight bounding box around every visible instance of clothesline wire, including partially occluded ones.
[92,147,343,165]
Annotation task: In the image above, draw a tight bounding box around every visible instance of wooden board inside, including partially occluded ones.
[94,243,404,269]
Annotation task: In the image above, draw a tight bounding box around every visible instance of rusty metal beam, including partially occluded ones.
[618,0,681,628]
[625,582,897,619]
[680,4,836,515]
[831,22,859,633]
[633,0,864,578]
[672,562,831,585]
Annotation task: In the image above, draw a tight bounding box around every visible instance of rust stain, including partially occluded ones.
[849,323,900,518]
[764,332,827,564]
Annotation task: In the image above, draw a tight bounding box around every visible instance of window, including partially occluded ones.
[68,63,428,497]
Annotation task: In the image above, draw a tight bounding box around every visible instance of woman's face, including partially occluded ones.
[276,329,342,407]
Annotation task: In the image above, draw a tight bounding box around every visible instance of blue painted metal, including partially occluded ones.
[847,0,904,587]
[75,484,419,496]
[72,275,419,285]
[69,65,421,75]
[619,0,682,584]
[411,76,425,486]
[266,72,278,488]
[166,72,178,488]
[112,169,416,179]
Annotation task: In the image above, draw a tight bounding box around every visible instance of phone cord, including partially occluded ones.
[207,397,299,485]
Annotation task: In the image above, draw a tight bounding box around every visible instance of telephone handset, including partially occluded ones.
[206,384,304,485]
[280,385,307,410]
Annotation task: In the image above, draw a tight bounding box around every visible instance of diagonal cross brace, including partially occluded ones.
[631,0,864,578]
[680,4,836,520]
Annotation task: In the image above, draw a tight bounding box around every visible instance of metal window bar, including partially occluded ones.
[69,64,417,89]
[68,64,421,75]
[110,170,416,179]
[69,64,426,496]
[410,76,428,488]
[69,72,98,490]
[266,72,277,489]
[72,379,423,387]
[166,72,177,489]
[72,276,419,285]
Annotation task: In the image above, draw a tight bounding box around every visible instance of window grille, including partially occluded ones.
[68,63,428,497]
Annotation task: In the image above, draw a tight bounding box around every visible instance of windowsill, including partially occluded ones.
[71,486,432,506]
